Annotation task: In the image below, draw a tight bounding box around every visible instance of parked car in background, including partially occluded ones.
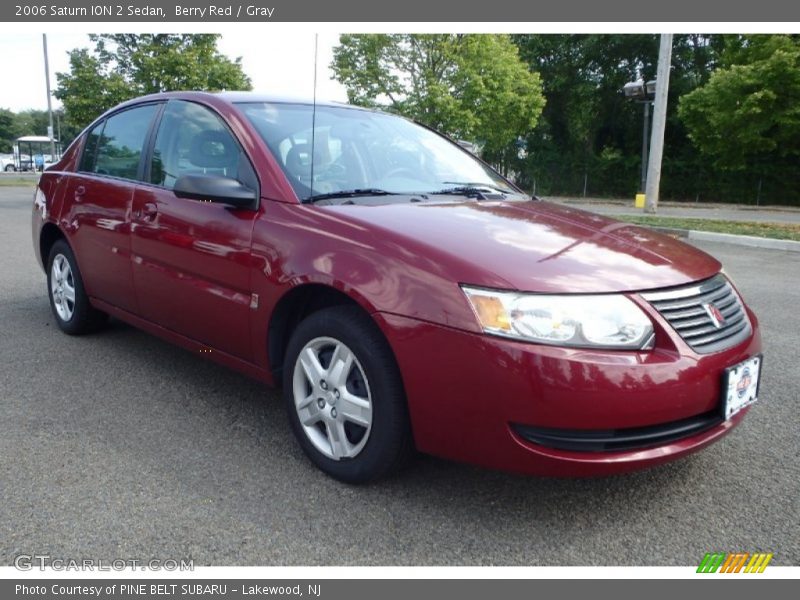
[32,92,763,483]
[1,153,16,171]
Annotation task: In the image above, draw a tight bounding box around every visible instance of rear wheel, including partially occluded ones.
[46,239,108,335]
[4,164,15,172]
[283,306,413,483]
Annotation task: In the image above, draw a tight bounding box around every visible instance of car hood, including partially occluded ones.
[324,199,721,294]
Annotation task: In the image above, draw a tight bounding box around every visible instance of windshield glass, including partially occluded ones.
[237,102,519,201]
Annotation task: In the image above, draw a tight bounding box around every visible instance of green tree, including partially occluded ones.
[513,34,663,194]
[679,35,800,171]
[1,109,58,153]
[331,34,545,172]
[13,109,51,138]
[511,34,725,198]
[55,34,252,130]
[0,109,15,153]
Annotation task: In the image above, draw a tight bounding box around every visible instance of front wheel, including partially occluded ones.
[282,306,413,483]
[46,239,108,335]
[4,164,15,172]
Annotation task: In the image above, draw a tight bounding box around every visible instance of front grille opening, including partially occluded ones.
[513,411,723,453]
[641,274,751,354]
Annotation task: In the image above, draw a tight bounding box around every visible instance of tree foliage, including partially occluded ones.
[14,33,799,205]
[511,34,722,196]
[0,109,79,153]
[55,34,252,130]
[513,35,653,192]
[0,109,16,153]
[678,35,800,171]
[13,110,52,140]
[512,33,800,203]
[331,34,545,169]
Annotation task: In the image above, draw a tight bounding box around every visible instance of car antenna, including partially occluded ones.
[309,33,318,202]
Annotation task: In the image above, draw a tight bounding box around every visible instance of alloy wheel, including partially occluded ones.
[50,253,76,322]
[292,336,373,460]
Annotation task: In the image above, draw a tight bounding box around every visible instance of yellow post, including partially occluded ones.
[635,193,646,208]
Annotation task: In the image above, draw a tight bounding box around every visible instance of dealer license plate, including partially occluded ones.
[722,355,762,420]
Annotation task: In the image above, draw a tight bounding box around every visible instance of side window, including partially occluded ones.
[151,101,242,189]
[93,104,158,180]
[79,120,104,172]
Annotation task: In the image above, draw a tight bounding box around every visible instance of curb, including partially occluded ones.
[649,226,800,253]
[549,197,800,214]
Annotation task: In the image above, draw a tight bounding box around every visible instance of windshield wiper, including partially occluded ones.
[304,188,399,204]
[440,181,515,196]
[429,185,502,200]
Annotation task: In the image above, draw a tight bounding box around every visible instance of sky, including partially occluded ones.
[0,33,349,113]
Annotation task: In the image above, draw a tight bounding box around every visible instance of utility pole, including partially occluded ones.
[644,34,673,214]
[42,34,56,162]
[640,100,650,193]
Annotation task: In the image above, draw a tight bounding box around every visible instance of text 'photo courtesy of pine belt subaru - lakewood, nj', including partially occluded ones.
[32,92,763,483]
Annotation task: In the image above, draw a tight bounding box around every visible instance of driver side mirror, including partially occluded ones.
[173,175,257,209]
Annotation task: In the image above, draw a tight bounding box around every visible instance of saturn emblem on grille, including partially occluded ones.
[703,303,726,328]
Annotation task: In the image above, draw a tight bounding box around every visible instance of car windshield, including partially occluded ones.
[237,102,521,202]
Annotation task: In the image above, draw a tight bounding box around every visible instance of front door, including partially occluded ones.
[131,100,258,361]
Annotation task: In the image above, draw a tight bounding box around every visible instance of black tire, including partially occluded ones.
[282,305,414,483]
[4,164,15,172]
[46,239,108,335]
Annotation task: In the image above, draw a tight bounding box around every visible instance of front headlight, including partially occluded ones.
[461,286,654,350]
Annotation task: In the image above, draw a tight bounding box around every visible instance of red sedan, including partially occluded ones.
[32,92,762,483]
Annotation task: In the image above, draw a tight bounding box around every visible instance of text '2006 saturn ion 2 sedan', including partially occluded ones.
[32,92,763,483]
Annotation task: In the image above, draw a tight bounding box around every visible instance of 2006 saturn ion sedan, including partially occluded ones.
[32,92,763,483]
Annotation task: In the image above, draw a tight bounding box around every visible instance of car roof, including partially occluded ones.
[217,91,357,108]
[114,90,363,111]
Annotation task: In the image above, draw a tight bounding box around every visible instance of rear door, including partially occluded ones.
[130,100,258,361]
[63,104,160,314]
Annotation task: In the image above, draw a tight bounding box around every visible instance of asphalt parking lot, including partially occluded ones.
[1,185,798,566]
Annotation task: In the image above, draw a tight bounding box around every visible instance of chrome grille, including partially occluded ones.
[641,274,751,354]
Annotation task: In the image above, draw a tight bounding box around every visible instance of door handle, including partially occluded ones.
[74,185,85,201]
[140,202,158,221]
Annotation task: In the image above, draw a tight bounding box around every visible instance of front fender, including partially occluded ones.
[247,201,486,375]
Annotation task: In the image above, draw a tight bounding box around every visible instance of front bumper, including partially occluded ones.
[373,309,762,477]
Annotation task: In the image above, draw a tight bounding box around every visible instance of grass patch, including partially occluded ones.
[617,215,800,242]
[0,176,38,187]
